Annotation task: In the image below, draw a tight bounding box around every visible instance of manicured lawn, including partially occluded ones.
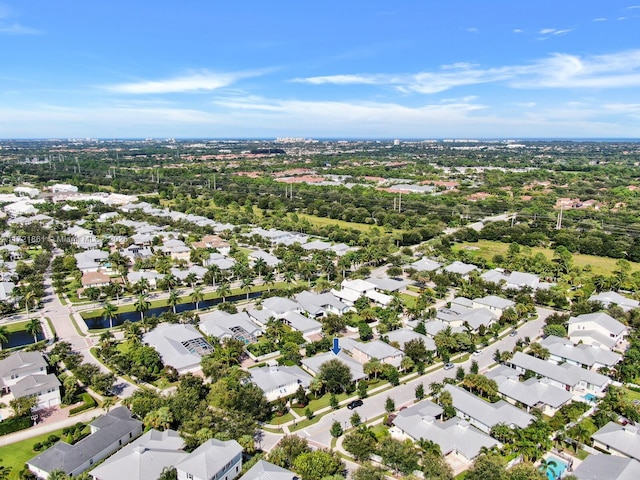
[453,239,640,276]
[268,411,294,425]
[623,387,640,402]
[399,293,416,309]
[0,427,66,479]
[292,392,351,416]
[5,321,29,333]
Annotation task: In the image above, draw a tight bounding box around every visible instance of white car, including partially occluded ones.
[472,350,482,356]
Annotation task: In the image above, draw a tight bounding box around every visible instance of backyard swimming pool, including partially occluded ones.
[544,456,569,480]
[583,393,597,402]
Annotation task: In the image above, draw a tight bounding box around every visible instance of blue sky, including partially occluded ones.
[2,1,640,139]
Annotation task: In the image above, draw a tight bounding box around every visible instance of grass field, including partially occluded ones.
[295,213,387,233]
[453,240,640,276]
[0,427,65,479]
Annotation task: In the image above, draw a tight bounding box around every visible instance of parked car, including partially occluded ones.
[472,350,482,356]
[510,330,518,337]
[443,362,454,370]
[347,399,363,409]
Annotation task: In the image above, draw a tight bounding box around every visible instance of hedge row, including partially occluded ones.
[69,393,97,415]
[0,415,31,436]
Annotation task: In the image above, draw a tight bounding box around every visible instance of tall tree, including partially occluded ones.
[134,294,151,322]
[102,302,118,329]
[26,318,42,343]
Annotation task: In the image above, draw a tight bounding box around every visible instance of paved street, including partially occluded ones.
[296,307,553,448]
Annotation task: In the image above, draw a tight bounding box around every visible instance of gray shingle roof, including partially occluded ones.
[142,323,212,372]
[11,373,60,399]
[175,439,242,479]
[384,328,436,351]
[573,454,640,480]
[392,413,499,460]
[28,407,142,475]
[509,351,610,389]
[541,335,621,368]
[592,422,640,461]
[486,365,573,409]
[444,384,535,430]
[301,351,366,382]
[0,351,47,381]
[88,429,187,480]
[239,459,297,480]
[569,312,627,336]
[250,365,312,393]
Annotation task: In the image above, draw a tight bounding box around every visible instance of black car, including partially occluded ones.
[347,399,363,409]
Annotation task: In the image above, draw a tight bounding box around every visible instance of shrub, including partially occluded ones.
[0,415,31,436]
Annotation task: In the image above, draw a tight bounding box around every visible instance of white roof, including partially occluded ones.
[592,422,640,461]
[142,323,212,372]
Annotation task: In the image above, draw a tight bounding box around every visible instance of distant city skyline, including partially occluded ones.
[1,1,640,138]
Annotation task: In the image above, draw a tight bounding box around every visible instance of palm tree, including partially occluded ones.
[263,272,275,293]
[191,286,204,311]
[363,359,384,379]
[167,290,180,314]
[47,469,69,480]
[26,318,42,343]
[0,326,8,350]
[185,273,198,289]
[538,458,558,474]
[216,282,231,303]
[102,302,118,329]
[283,270,297,295]
[253,258,267,280]
[241,277,254,301]
[23,291,35,318]
[134,294,151,321]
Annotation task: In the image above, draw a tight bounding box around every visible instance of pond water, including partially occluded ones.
[4,329,46,348]
[83,291,263,329]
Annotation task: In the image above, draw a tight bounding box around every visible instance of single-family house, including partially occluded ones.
[572,454,640,480]
[472,295,515,317]
[0,351,61,410]
[568,312,628,350]
[301,351,367,383]
[384,328,437,352]
[508,351,611,394]
[248,249,281,268]
[239,460,297,480]
[75,250,110,273]
[442,261,478,278]
[541,335,621,370]
[589,291,640,312]
[142,324,213,374]
[443,384,535,434]
[366,276,410,294]
[391,399,500,464]
[409,258,442,272]
[249,365,312,402]
[28,407,143,478]
[175,439,243,480]
[481,269,554,291]
[204,252,235,270]
[295,291,349,318]
[89,429,187,480]
[340,338,404,368]
[592,422,640,461]
[486,365,573,415]
[199,311,262,344]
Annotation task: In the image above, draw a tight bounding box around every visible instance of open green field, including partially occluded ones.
[4,321,29,333]
[453,240,640,276]
[0,427,65,479]
[295,213,385,233]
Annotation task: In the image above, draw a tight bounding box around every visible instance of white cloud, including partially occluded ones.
[292,74,384,85]
[537,27,573,37]
[513,28,524,33]
[592,17,607,22]
[293,49,640,94]
[0,22,41,34]
[1,95,638,139]
[104,70,261,94]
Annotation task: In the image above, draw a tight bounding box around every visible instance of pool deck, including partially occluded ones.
[539,450,583,478]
